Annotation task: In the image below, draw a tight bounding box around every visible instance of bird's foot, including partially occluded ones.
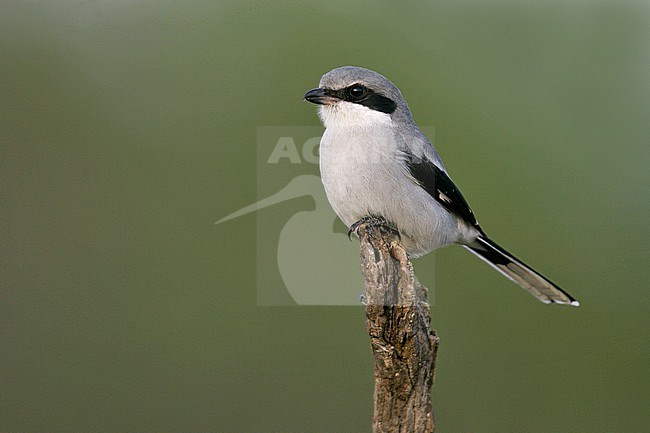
[348,216,401,241]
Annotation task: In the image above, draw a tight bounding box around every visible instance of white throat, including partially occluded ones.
[318,101,392,128]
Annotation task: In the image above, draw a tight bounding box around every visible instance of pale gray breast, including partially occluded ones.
[319,123,400,223]
[319,123,464,255]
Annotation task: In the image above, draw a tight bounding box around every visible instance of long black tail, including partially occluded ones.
[464,235,579,306]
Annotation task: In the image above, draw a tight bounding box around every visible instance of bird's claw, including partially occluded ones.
[348,216,401,241]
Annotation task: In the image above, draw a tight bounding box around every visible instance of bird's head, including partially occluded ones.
[304,66,413,127]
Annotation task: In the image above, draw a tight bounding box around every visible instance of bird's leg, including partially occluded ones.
[348,215,401,241]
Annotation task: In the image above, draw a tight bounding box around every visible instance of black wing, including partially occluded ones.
[405,153,484,235]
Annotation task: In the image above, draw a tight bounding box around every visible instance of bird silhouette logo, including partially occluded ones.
[217,174,363,305]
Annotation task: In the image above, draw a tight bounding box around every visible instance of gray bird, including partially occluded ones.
[304,66,579,306]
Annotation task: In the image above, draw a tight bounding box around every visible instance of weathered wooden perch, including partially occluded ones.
[357,223,440,433]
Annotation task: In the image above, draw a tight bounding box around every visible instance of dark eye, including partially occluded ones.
[347,85,366,99]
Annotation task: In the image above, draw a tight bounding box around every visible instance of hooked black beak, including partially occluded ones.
[304,88,339,105]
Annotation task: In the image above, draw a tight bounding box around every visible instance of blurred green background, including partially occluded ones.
[2,1,649,432]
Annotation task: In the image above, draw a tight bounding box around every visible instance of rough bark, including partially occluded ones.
[357,223,440,433]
